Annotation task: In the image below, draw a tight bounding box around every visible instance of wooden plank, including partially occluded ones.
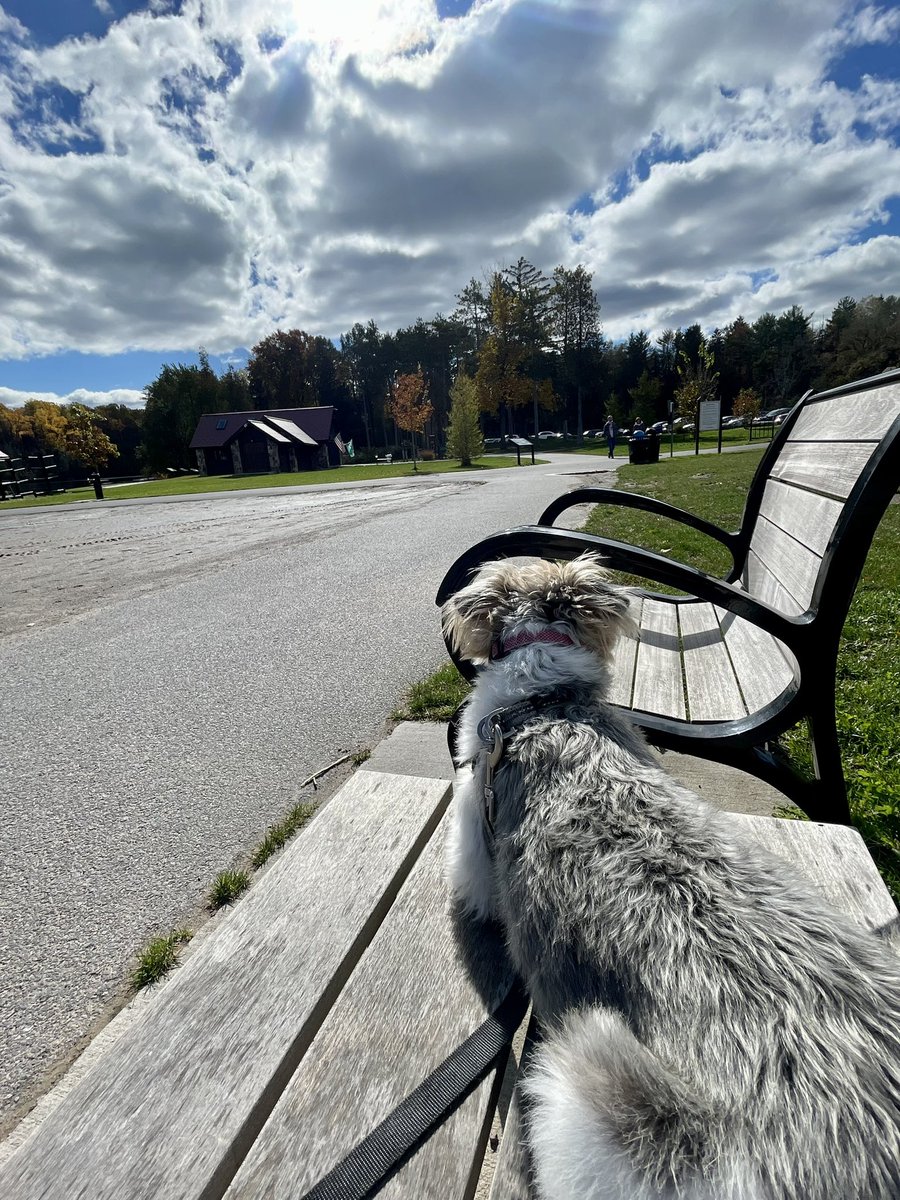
[730,815,899,943]
[609,595,642,708]
[769,441,874,498]
[742,550,806,616]
[715,608,797,715]
[489,1058,535,1200]
[678,602,745,721]
[632,599,685,719]
[757,479,843,558]
[225,816,515,1200]
[748,515,822,612]
[0,771,452,1200]
[790,384,900,442]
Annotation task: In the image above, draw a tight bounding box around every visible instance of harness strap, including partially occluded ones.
[298,979,528,1200]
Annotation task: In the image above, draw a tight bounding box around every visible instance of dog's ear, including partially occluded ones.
[547,554,637,660]
[441,560,520,663]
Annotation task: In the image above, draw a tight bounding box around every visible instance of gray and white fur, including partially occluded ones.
[441,554,900,1200]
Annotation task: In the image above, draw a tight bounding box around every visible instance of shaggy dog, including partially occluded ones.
[441,554,900,1200]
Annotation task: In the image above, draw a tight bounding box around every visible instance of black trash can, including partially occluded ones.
[628,435,660,465]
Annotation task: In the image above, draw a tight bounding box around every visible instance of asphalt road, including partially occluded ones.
[0,453,615,1131]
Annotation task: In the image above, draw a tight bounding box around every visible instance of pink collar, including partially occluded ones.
[489,627,577,662]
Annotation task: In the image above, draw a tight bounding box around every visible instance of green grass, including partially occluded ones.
[251,801,317,871]
[583,448,767,584]
[584,452,900,902]
[208,869,251,910]
[0,456,539,510]
[394,661,472,722]
[131,928,193,991]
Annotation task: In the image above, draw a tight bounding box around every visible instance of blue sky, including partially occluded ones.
[0,0,899,409]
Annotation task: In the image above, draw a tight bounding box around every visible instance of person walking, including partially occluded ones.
[603,414,617,459]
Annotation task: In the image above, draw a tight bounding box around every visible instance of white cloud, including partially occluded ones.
[0,386,145,409]
[0,0,898,367]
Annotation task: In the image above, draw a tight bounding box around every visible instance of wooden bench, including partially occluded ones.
[437,368,900,824]
[1,724,896,1200]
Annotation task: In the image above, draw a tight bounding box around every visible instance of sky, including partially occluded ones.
[0,0,899,410]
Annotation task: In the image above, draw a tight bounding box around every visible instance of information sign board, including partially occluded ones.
[699,400,721,432]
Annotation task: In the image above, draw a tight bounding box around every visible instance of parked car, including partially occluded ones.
[537,430,563,439]
[721,416,745,429]
[650,421,670,433]
[582,428,603,438]
[753,407,792,424]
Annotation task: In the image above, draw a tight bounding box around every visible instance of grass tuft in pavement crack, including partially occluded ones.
[394,662,471,722]
[251,801,317,871]
[209,869,251,910]
[132,929,193,991]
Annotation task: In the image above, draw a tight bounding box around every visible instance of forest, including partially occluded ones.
[2,260,899,476]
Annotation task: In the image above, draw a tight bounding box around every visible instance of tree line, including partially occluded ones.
[2,277,898,474]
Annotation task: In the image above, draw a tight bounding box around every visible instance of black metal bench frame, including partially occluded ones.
[437,369,900,825]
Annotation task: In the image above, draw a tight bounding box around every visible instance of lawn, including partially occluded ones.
[0,455,537,510]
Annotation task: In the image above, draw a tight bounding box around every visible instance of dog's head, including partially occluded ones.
[441,553,635,666]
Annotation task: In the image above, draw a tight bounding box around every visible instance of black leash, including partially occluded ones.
[299,980,528,1200]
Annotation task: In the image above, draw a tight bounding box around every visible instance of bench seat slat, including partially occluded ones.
[768,442,875,499]
[789,384,900,442]
[226,818,514,1199]
[728,815,899,937]
[715,608,797,714]
[609,596,643,707]
[0,771,452,1200]
[757,480,843,558]
[678,602,746,721]
[632,599,685,719]
[748,514,823,612]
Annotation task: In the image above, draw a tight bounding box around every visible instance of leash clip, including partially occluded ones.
[482,719,503,833]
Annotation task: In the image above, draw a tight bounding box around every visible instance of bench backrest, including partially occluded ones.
[738,369,900,627]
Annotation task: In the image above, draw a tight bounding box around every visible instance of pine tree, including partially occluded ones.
[446,374,484,466]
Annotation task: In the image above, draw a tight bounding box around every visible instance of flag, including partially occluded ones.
[334,433,347,454]
[346,439,355,459]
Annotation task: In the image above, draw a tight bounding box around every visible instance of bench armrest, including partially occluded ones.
[436,525,805,680]
[539,488,741,574]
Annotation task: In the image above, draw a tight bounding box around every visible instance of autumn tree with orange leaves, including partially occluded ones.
[387,369,433,471]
